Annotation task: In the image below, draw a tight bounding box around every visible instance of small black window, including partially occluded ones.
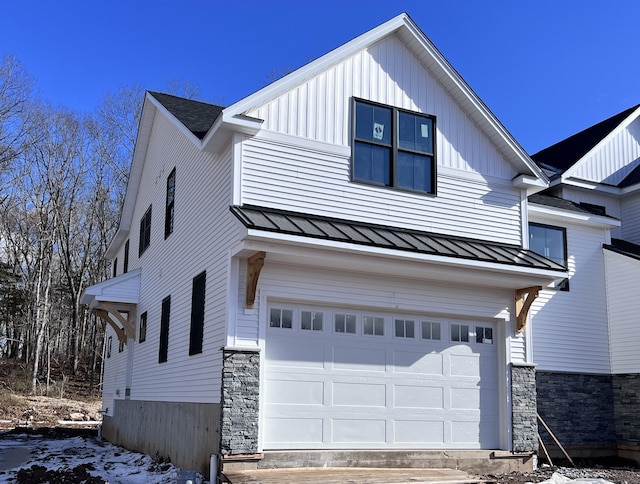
[159,296,171,363]
[189,272,206,355]
[106,336,112,358]
[165,168,175,239]
[139,205,152,256]
[112,258,118,278]
[123,240,129,273]
[118,339,125,353]
[353,98,436,194]
[529,223,569,290]
[139,311,147,343]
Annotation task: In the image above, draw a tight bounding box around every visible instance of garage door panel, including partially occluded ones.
[264,307,499,450]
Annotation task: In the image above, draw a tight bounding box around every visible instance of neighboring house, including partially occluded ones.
[81,14,567,476]
[527,105,640,462]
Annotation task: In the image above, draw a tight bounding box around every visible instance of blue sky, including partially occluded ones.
[2,0,638,154]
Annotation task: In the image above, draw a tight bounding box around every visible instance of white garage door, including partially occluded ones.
[263,305,500,450]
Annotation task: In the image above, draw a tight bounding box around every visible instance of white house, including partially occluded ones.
[82,14,567,477]
[527,105,640,462]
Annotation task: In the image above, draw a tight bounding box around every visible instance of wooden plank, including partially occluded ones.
[223,467,480,484]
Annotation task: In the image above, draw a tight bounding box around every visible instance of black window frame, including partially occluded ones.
[106,336,112,358]
[112,258,117,278]
[189,271,206,355]
[165,168,176,239]
[139,205,152,257]
[529,222,570,291]
[139,311,147,343]
[123,239,129,273]
[159,295,171,363]
[352,98,437,195]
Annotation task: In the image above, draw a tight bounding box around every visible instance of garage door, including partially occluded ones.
[263,305,499,450]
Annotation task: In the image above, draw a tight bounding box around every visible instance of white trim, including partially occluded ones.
[528,203,621,228]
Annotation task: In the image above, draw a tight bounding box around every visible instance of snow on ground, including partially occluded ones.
[0,429,207,483]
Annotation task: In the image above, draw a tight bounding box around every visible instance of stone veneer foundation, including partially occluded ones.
[511,363,538,452]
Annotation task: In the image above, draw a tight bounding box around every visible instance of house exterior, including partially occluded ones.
[81,14,568,476]
[527,105,640,462]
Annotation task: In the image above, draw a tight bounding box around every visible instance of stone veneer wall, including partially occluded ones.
[220,349,260,455]
[536,371,616,448]
[612,374,640,447]
[511,363,538,452]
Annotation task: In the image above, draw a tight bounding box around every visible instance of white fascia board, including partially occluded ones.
[80,268,142,306]
[512,174,549,195]
[551,177,640,196]
[201,112,263,153]
[528,203,621,228]
[242,229,565,282]
[561,106,640,181]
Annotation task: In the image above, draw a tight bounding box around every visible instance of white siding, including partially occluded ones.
[241,134,522,244]
[570,118,640,185]
[233,259,525,365]
[621,193,640,245]
[106,113,241,404]
[101,325,127,416]
[530,219,611,373]
[605,249,640,374]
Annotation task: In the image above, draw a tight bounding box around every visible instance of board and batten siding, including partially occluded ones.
[240,33,523,245]
[113,112,238,403]
[530,219,611,373]
[569,118,640,185]
[241,134,522,244]
[233,259,526,365]
[604,249,640,374]
[621,194,640,245]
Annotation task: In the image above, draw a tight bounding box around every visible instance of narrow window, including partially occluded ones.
[165,168,176,239]
[353,98,436,194]
[395,319,415,338]
[529,222,569,290]
[139,311,147,343]
[451,323,469,342]
[123,240,129,273]
[334,313,356,334]
[270,308,293,329]
[106,336,112,358]
[112,258,118,278]
[189,271,206,355]
[421,321,441,340]
[363,316,384,336]
[118,339,125,353]
[301,310,323,331]
[159,296,171,363]
[139,205,152,256]
[476,326,493,344]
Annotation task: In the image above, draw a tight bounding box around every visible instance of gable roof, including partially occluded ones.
[231,204,566,273]
[148,92,224,140]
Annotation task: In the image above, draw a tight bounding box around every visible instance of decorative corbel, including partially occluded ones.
[246,251,266,309]
[515,286,541,332]
[101,302,136,339]
[94,309,128,343]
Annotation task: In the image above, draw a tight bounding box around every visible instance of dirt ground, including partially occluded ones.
[0,394,102,430]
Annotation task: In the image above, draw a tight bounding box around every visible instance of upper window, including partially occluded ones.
[529,223,569,290]
[159,295,171,363]
[139,311,147,343]
[165,168,175,239]
[123,240,129,273]
[352,99,436,194]
[189,271,206,355]
[139,205,152,256]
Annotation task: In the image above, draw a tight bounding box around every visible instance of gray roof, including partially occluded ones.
[149,91,224,140]
[529,194,616,218]
[604,238,640,261]
[231,205,566,272]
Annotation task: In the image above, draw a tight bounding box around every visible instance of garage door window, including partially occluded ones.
[270,308,293,329]
[476,326,493,344]
[395,319,415,338]
[363,316,384,336]
[335,313,356,334]
[421,321,441,340]
[301,311,323,331]
[451,323,469,342]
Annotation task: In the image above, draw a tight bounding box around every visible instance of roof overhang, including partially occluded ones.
[529,202,621,228]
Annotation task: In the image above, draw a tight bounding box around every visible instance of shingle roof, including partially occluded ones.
[604,238,640,261]
[528,193,614,217]
[230,205,566,272]
[149,91,224,140]
[531,104,640,174]
[619,163,640,188]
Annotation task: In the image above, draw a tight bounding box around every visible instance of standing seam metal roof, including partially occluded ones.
[230,205,566,272]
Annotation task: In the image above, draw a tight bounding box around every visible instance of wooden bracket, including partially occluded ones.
[246,251,266,309]
[95,309,128,343]
[515,286,541,332]
[101,302,136,339]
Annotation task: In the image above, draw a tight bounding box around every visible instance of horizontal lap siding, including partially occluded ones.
[242,135,521,244]
[530,221,610,373]
[605,250,640,373]
[126,114,237,403]
[102,325,127,415]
